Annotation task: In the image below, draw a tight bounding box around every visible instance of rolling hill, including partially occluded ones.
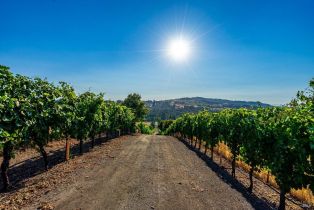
[145,97,272,121]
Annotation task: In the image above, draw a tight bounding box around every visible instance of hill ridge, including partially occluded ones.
[145,97,271,121]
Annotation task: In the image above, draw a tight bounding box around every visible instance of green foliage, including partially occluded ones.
[0,65,137,190]
[158,120,173,134]
[56,81,77,139]
[0,66,136,149]
[123,93,148,121]
[268,107,313,193]
[137,122,154,134]
[166,79,314,209]
[0,66,30,148]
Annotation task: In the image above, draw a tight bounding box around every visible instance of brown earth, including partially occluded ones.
[0,134,304,210]
[49,134,257,210]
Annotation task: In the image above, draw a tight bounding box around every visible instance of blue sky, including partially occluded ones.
[1,0,313,105]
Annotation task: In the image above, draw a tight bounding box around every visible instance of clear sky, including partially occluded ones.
[1,0,313,105]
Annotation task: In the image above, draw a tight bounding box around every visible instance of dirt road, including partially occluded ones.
[36,135,256,210]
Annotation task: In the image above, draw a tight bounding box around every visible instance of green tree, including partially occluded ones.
[206,112,222,160]
[73,92,93,154]
[219,109,249,178]
[238,109,265,193]
[158,120,173,134]
[86,93,104,148]
[123,93,148,121]
[290,78,314,107]
[56,82,77,160]
[0,66,31,191]
[268,107,313,210]
[0,65,138,191]
[26,77,61,170]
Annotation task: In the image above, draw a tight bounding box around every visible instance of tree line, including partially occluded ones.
[165,79,314,210]
[0,65,141,191]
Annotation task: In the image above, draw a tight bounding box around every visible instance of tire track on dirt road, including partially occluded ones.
[39,135,256,210]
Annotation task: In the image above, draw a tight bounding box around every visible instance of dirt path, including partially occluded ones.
[31,135,257,210]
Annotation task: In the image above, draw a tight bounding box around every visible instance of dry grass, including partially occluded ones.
[291,188,314,206]
[214,142,314,206]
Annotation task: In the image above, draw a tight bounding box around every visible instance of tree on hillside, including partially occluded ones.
[122,93,148,121]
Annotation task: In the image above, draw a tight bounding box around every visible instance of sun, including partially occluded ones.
[167,37,191,62]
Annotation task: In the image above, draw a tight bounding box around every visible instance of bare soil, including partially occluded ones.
[0,135,306,210]
[49,135,258,210]
[180,138,309,210]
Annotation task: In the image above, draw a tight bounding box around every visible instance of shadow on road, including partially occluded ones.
[0,135,118,193]
[178,138,276,210]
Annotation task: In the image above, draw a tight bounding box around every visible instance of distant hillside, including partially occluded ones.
[145,97,272,121]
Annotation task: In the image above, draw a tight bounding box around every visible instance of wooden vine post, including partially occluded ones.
[65,138,70,161]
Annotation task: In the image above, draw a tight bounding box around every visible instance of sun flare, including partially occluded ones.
[167,37,191,62]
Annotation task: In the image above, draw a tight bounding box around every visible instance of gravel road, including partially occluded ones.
[49,135,256,210]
